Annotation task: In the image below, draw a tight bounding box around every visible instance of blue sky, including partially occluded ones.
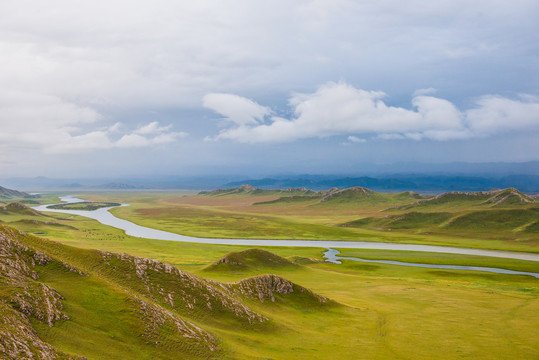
[1,0,538,177]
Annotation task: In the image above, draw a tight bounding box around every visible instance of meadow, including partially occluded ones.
[0,188,538,359]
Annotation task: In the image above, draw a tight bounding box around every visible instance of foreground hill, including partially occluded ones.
[0,225,332,359]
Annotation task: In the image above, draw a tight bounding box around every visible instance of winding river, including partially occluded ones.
[33,196,539,278]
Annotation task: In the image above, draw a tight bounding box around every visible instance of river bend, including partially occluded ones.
[33,196,539,277]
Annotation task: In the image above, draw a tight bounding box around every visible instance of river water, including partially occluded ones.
[33,195,539,277]
[323,249,539,278]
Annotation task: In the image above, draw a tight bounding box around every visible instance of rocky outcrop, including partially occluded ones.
[484,188,534,206]
[409,188,535,207]
[0,227,84,359]
[136,299,218,351]
[229,274,329,304]
[318,186,374,203]
[10,283,69,327]
[100,251,267,324]
[0,227,71,327]
[0,303,82,359]
[0,225,334,359]
[199,184,257,196]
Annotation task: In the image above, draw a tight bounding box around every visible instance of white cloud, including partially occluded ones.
[466,95,539,134]
[0,89,186,154]
[134,121,172,135]
[203,93,271,126]
[348,136,366,143]
[205,82,539,143]
[413,88,437,97]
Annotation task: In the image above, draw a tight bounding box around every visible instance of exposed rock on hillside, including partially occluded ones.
[484,188,534,206]
[99,251,267,324]
[318,186,375,203]
[0,304,79,360]
[136,298,218,351]
[199,184,257,195]
[407,188,535,208]
[11,283,69,327]
[200,185,318,197]
[0,226,83,359]
[228,274,329,304]
[0,225,334,359]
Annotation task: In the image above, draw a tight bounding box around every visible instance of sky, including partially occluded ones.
[1,0,539,178]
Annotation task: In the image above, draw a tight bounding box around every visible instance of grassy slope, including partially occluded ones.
[199,252,539,360]
[6,227,362,360]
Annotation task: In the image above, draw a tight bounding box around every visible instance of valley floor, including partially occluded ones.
[0,190,538,359]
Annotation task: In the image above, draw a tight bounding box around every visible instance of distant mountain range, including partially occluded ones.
[2,161,539,192]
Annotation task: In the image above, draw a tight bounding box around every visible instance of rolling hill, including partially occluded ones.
[203,248,300,272]
[199,184,317,197]
[342,188,538,239]
[0,225,333,359]
[396,188,535,211]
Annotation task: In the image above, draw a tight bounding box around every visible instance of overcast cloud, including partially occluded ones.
[0,0,538,176]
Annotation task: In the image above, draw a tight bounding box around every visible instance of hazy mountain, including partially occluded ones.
[0,185,33,199]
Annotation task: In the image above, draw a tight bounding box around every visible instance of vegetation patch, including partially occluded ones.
[49,202,121,211]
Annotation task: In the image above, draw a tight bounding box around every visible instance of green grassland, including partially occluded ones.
[74,187,539,253]
[2,224,538,360]
[0,189,538,359]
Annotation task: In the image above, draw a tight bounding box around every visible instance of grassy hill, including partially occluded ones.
[0,202,42,216]
[396,188,535,211]
[343,206,539,240]
[0,225,334,359]
[252,186,425,208]
[203,248,300,273]
[316,187,424,206]
[199,184,318,197]
[0,185,32,199]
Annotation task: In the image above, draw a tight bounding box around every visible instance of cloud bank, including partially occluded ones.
[204,82,539,143]
[0,90,186,154]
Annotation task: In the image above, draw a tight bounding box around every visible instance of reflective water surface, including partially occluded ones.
[323,249,539,278]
